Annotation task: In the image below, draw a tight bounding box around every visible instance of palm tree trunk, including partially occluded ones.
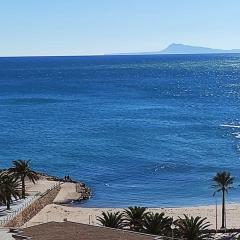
[7,201,10,210]
[221,189,225,229]
[21,176,25,199]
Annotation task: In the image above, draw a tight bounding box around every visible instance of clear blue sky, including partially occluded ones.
[1,0,240,56]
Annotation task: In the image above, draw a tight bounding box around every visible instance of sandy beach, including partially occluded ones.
[2,173,238,231]
[19,177,240,230]
[24,202,240,230]
[1,171,239,240]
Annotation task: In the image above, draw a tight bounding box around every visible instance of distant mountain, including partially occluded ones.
[159,43,240,54]
[111,44,240,55]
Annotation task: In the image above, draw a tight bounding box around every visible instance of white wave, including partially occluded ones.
[220,124,240,129]
[232,132,240,139]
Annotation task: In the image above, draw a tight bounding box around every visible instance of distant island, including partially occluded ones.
[159,43,240,54]
[112,43,240,55]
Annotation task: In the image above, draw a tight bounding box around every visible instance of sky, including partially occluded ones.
[1,0,240,56]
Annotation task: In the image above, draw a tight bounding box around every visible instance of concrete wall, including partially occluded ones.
[5,186,60,228]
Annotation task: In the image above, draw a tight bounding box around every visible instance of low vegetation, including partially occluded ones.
[97,207,211,239]
[175,215,211,240]
[144,212,172,236]
[97,211,124,229]
[123,206,148,232]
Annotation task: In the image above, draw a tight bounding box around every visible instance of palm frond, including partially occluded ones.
[97,211,124,229]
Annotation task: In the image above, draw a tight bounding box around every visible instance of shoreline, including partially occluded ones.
[1,168,237,210]
[30,171,91,204]
[69,198,240,209]
[2,169,239,230]
[67,194,238,209]
[0,169,91,202]
[69,202,240,209]
[23,174,240,229]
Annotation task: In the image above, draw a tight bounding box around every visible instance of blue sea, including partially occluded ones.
[0,54,240,207]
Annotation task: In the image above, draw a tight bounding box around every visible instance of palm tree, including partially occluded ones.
[175,215,211,240]
[124,206,148,232]
[143,212,173,236]
[213,171,234,229]
[9,160,39,199]
[0,172,20,210]
[97,211,124,229]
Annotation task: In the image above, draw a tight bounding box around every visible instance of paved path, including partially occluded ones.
[0,228,14,240]
[0,179,59,226]
[0,196,36,226]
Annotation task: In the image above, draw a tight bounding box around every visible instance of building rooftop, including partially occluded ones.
[13,221,157,240]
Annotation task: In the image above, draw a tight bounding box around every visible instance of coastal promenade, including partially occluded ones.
[0,196,37,226]
[0,175,90,228]
[0,227,15,240]
[0,179,59,227]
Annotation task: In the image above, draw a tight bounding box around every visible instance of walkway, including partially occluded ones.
[0,227,15,240]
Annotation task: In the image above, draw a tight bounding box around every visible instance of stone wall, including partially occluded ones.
[5,185,60,228]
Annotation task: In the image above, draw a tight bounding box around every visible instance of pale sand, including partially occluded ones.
[24,203,240,229]
[26,179,59,196]
[53,182,82,204]
[23,179,240,230]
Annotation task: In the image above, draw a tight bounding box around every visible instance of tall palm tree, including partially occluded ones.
[0,172,20,210]
[213,171,234,229]
[175,215,211,240]
[97,211,124,229]
[143,212,173,236]
[124,206,148,232]
[9,160,39,199]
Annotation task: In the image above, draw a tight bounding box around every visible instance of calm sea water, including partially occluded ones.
[0,54,240,207]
